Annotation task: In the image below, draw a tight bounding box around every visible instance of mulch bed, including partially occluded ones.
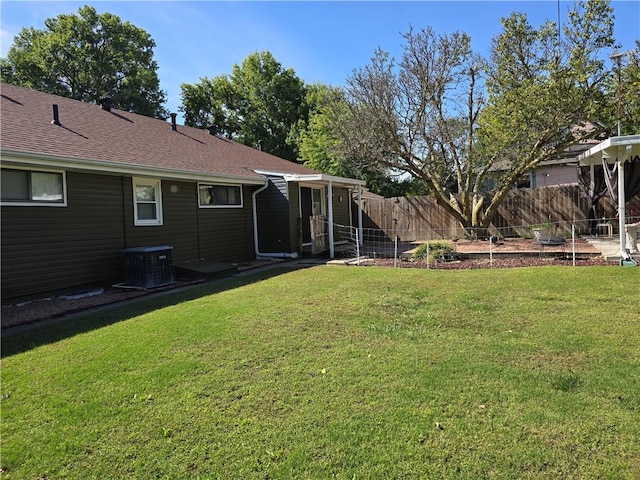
[371,256,614,270]
[1,279,205,331]
[2,260,290,330]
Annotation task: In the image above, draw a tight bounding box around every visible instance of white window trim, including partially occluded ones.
[0,166,67,207]
[197,183,243,208]
[133,177,163,226]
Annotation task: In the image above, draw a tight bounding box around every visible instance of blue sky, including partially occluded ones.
[2,1,639,119]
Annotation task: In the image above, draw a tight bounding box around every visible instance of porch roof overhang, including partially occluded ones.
[577,135,640,262]
[283,173,366,188]
[281,173,365,259]
[577,135,640,166]
[254,169,365,259]
[254,170,366,189]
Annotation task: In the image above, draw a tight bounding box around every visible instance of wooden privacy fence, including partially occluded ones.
[358,185,617,241]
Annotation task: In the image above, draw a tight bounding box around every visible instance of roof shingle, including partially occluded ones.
[0,83,319,181]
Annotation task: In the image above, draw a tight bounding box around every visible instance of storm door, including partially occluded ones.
[300,186,327,253]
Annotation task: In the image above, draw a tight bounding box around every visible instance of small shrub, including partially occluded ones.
[413,241,457,263]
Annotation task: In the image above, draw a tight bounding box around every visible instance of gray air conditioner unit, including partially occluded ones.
[122,246,175,288]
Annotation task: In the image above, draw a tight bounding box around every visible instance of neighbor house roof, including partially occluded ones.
[0,83,322,184]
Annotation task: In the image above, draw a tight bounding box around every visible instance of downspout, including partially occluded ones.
[252,181,299,259]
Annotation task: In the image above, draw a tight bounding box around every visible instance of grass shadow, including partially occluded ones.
[1,266,301,358]
[551,371,581,392]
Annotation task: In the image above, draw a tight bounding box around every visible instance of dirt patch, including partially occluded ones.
[425,237,601,255]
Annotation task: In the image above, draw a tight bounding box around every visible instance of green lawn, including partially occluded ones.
[2,266,639,479]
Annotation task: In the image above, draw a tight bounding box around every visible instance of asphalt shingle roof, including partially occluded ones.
[0,83,319,182]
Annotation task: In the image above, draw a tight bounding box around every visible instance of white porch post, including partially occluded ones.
[328,180,335,258]
[617,149,629,260]
[357,185,363,245]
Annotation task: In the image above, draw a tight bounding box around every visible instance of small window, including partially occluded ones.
[1,168,66,206]
[515,173,532,189]
[198,184,242,208]
[133,178,163,225]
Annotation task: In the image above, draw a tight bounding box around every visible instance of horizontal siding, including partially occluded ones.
[198,186,256,262]
[123,179,199,262]
[535,166,579,187]
[331,187,351,225]
[256,177,292,253]
[288,182,301,253]
[3,173,260,301]
[1,172,125,300]
[331,187,351,242]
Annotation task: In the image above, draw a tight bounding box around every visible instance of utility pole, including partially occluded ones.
[610,49,637,137]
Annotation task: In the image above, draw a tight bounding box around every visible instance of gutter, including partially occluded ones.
[0,149,266,185]
[252,181,299,260]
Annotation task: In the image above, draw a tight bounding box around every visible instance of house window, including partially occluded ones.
[133,178,163,225]
[1,168,66,206]
[198,183,242,208]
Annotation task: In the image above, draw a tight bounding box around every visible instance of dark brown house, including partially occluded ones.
[0,83,365,301]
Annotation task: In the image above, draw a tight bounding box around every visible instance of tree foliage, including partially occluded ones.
[604,39,640,135]
[180,51,307,162]
[338,27,487,224]
[298,84,349,177]
[478,0,616,226]
[1,5,167,118]
[334,0,618,229]
[299,84,428,197]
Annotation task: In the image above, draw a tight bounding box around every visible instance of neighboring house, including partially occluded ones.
[0,83,365,301]
[486,124,605,190]
[527,139,603,188]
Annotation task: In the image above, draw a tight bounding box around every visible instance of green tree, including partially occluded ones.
[1,5,167,118]
[180,51,307,162]
[605,40,640,135]
[339,27,485,220]
[299,84,352,177]
[299,83,427,197]
[337,0,617,229]
[479,0,616,226]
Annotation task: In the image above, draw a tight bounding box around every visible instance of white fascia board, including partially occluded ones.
[315,174,366,186]
[0,149,267,185]
[282,173,325,183]
[577,135,640,165]
[255,171,366,187]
